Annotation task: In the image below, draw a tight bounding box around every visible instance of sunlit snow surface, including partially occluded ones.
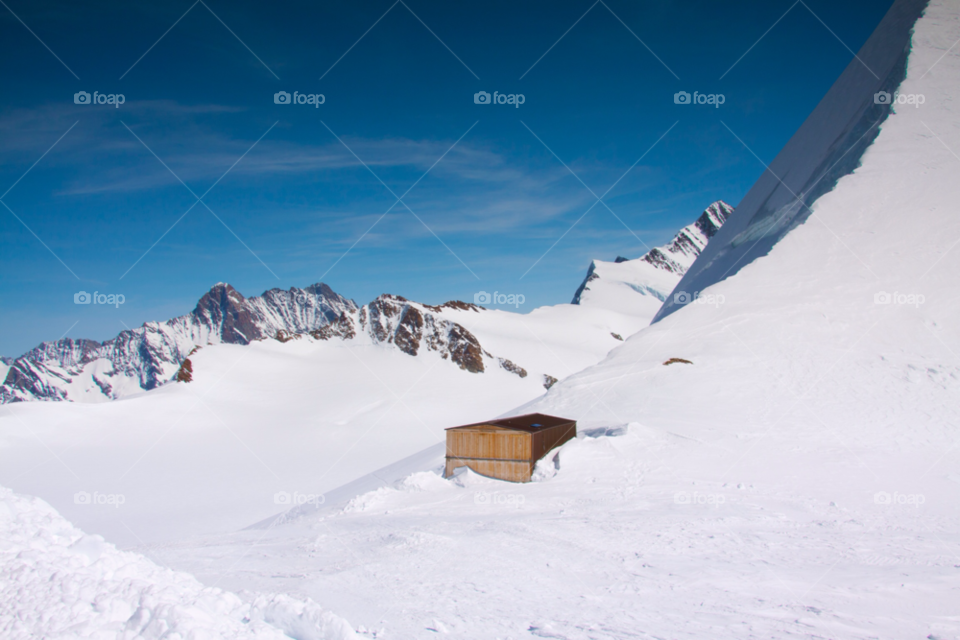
[0,302,648,546]
[0,486,358,639]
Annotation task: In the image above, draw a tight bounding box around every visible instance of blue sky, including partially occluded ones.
[0,0,894,357]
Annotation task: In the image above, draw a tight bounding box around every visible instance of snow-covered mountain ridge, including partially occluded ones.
[0,283,530,404]
[571,200,733,316]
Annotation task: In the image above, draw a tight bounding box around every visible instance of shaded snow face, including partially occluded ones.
[656,0,928,321]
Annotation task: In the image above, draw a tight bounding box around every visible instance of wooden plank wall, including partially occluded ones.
[444,458,536,483]
[530,423,577,462]
[446,430,531,461]
[444,421,577,483]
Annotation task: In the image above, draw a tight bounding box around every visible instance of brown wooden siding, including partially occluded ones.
[446,429,531,462]
[444,458,536,483]
[530,423,577,461]
[444,418,577,483]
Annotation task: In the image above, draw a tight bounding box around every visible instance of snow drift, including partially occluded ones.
[0,484,358,639]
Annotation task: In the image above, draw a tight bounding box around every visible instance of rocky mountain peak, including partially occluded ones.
[0,282,527,404]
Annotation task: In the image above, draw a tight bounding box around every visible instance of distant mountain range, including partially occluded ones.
[1,201,733,404]
[0,284,532,404]
[571,201,733,317]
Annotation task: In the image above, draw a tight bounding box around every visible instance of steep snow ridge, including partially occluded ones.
[571,200,733,318]
[656,0,928,320]
[0,484,357,639]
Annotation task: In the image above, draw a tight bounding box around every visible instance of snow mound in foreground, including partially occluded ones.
[0,485,357,640]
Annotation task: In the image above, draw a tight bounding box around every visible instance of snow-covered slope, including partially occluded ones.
[435,302,651,383]
[151,2,960,638]
[0,294,652,546]
[571,201,733,318]
[0,484,358,639]
[0,335,549,546]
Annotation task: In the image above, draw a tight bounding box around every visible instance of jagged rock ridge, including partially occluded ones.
[571,201,733,312]
[638,201,733,275]
[0,284,527,404]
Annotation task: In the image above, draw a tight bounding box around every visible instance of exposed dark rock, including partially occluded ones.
[499,358,527,378]
[571,264,601,304]
[1,282,356,403]
[175,358,194,382]
[274,330,301,343]
[1,283,530,403]
[393,306,424,356]
[446,324,485,373]
[309,312,356,341]
[175,346,200,382]
[425,300,485,313]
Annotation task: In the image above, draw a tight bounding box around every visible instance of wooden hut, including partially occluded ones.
[444,413,577,483]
